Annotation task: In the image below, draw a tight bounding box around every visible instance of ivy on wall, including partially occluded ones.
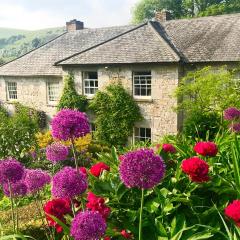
[58,73,88,112]
[90,84,142,146]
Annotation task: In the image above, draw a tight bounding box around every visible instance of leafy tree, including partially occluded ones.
[89,84,142,146]
[175,66,240,138]
[0,58,5,65]
[58,74,88,112]
[132,0,240,23]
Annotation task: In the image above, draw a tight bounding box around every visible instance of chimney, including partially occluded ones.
[66,19,84,32]
[155,10,171,22]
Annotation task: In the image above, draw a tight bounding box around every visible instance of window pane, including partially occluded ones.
[48,82,59,102]
[7,82,17,100]
[133,72,151,97]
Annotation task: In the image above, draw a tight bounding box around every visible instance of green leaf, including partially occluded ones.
[46,214,70,235]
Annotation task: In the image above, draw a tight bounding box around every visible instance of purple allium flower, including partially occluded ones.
[51,109,90,141]
[224,107,240,121]
[46,143,69,164]
[24,169,51,193]
[2,181,27,198]
[119,148,165,189]
[52,167,88,198]
[0,158,25,184]
[230,123,240,133]
[70,211,106,240]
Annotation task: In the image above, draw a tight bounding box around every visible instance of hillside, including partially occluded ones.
[0,27,65,65]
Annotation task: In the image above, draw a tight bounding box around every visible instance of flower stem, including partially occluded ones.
[139,189,144,240]
[71,137,79,172]
[8,181,16,233]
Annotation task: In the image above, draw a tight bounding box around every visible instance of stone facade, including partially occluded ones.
[0,64,180,142]
[64,64,180,142]
[0,76,63,121]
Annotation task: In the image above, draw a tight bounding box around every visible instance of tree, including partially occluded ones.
[175,66,240,138]
[0,58,5,66]
[89,84,142,146]
[132,0,240,23]
[58,74,88,112]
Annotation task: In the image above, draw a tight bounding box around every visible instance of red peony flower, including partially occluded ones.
[79,167,87,176]
[104,237,111,240]
[181,157,209,183]
[162,144,176,154]
[225,200,240,226]
[86,192,111,220]
[43,198,72,233]
[194,141,218,157]
[90,162,110,177]
[118,155,125,161]
[121,230,133,239]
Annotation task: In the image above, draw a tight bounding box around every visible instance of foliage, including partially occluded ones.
[183,110,223,140]
[89,84,142,146]
[132,0,240,23]
[175,66,240,138]
[0,104,39,161]
[57,74,88,112]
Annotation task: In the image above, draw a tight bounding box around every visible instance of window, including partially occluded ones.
[134,127,151,142]
[47,81,59,102]
[133,71,151,97]
[7,82,17,100]
[83,72,98,96]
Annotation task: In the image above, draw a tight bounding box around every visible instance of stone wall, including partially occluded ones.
[0,76,63,122]
[64,64,180,142]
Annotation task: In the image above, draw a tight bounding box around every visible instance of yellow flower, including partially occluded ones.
[36,131,53,148]
[62,133,92,152]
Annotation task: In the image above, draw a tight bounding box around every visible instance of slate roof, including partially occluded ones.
[56,22,180,65]
[0,25,136,76]
[1,13,240,76]
[161,13,240,62]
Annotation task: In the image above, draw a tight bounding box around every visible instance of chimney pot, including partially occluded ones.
[155,10,171,22]
[66,19,84,32]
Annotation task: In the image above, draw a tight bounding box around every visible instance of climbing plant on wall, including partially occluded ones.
[90,84,142,146]
[58,73,88,112]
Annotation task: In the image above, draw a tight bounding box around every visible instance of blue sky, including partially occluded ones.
[0,0,138,30]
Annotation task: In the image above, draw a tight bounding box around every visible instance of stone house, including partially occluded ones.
[0,12,240,142]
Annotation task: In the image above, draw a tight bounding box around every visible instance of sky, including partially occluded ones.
[0,0,139,30]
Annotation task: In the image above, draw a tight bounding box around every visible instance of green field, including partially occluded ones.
[0,27,65,64]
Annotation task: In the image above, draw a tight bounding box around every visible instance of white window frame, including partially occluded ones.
[134,127,151,143]
[83,72,98,97]
[133,71,152,98]
[47,81,59,104]
[6,81,17,100]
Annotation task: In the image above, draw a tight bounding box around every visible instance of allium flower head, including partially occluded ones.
[25,169,51,193]
[162,143,176,154]
[44,198,72,233]
[225,200,240,226]
[52,167,87,198]
[0,158,25,184]
[46,143,69,163]
[2,181,27,198]
[194,141,218,157]
[51,109,90,141]
[119,148,165,189]
[224,107,240,121]
[90,162,110,177]
[70,211,106,240]
[230,123,240,133]
[181,157,209,183]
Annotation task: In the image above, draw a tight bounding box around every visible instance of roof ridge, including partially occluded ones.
[55,22,148,65]
[163,12,240,24]
[148,21,181,61]
[0,31,67,68]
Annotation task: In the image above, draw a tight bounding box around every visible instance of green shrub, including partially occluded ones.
[90,84,142,146]
[58,74,88,112]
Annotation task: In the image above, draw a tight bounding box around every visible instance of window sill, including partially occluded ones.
[47,102,58,107]
[134,97,153,103]
[85,95,95,100]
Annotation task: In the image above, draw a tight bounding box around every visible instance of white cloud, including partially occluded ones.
[0,0,139,30]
